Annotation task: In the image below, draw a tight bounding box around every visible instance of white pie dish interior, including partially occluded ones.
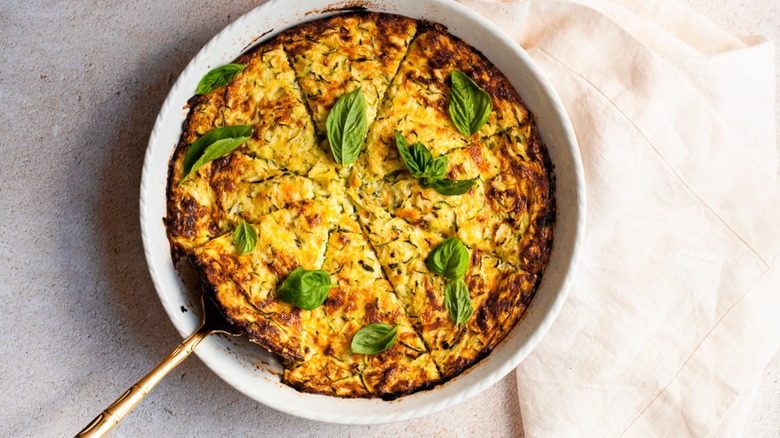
[139,0,585,424]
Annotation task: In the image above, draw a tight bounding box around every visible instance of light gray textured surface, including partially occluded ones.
[0,1,776,437]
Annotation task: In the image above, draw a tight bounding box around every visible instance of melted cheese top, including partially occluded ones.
[165,12,554,399]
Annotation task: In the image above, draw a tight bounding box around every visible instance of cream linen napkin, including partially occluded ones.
[456,0,780,436]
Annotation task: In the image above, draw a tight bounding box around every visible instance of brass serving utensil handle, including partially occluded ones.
[76,295,238,438]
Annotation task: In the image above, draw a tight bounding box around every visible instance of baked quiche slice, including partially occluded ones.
[356,24,531,183]
[190,198,339,361]
[281,12,417,137]
[166,40,324,253]
[348,195,542,379]
[284,215,440,398]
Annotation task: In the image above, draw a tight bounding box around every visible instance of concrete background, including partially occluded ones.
[0,1,776,436]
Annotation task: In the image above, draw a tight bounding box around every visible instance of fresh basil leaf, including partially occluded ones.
[350,323,399,355]
[326,87,367,165]
[394,129,409,149]
[426,237,470,280]
[448,70,492,137]
[196,63,246,95]
[233,219,257,255]
[424,155,448,181]
[395,130,432,178]
[429,178,477,196]
[444,278,473,325]
[276,267,335,310]
[180,125,253,184]
[395,131,474,197]
[407,143,433,178]
[395,130,453,185]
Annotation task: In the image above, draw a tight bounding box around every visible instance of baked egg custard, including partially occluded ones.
[165,12,554,399]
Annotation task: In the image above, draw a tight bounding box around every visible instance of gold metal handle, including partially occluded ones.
[76,327,211,437]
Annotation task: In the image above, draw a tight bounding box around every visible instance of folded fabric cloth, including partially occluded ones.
[457,0,779,435]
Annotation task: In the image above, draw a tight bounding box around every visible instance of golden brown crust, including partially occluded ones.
[165,12,555,398]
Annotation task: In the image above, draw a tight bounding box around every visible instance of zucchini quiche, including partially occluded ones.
[165,12,554,399]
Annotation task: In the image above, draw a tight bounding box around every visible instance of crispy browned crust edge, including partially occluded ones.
[417,20,528,117]
[282,370,446,401]
[188,253,307,362]
[280,11,417,58]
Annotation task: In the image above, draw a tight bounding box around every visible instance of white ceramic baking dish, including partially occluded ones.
[140,0,585,424]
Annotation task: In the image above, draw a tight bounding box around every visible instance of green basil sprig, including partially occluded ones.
[180,125,253,184]
[196,63,246,95]
[394,130,447,181]
[233,219,257,255]
[326,87,367,166]
[444,278,473,325]
[394,130,476,196]
[448,70,492,137]
[427,237,474,325]
[351,323,399,355]
[275,267,335,310]
[426,237,469,280]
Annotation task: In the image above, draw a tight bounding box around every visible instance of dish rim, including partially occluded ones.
[139,0,586,424]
